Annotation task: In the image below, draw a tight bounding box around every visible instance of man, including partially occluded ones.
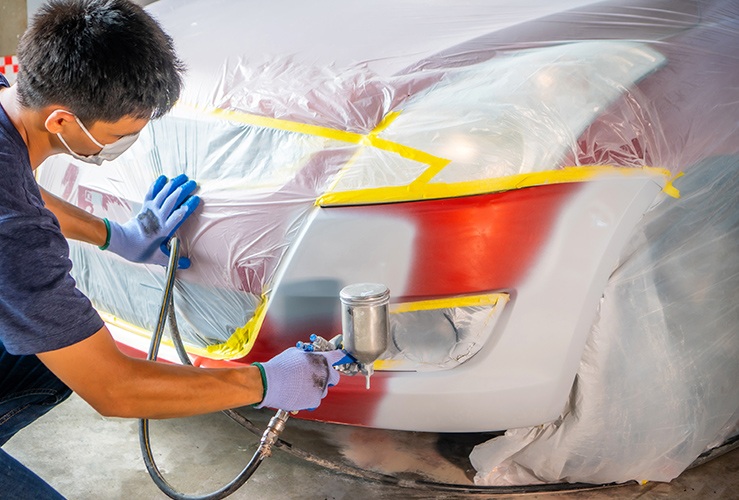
[0,0,344,497]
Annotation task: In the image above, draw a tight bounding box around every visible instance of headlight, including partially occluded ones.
[376,292,509,371]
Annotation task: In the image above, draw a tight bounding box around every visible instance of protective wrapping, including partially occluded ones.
[471,157,739,485]
[33,0,738,485]
[36,35,674,353]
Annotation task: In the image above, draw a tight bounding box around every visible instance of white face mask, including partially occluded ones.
[56,114,139,166]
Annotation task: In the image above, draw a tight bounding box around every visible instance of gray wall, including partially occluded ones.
[1,0,159,57]
[0,0,27,56]
[26,0,45,20]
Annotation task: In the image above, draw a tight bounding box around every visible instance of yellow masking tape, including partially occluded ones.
[663,172,683,198]
[182,104,677,206]
[318,165,674,206]
[390,293,509,314]
[369,110,401,136]
[181,104,454,206]
[207,106,365,145]
[101,295,268,361]
[321,111,405,196]
[206,294,270,360]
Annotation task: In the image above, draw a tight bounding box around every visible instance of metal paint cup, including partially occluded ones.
[340,283,390,365]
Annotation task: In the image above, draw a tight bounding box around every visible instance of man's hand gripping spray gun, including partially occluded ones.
[260,283,390,457]
[300,283,390,389]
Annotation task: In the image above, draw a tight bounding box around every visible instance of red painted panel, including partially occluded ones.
[356,183,581,299]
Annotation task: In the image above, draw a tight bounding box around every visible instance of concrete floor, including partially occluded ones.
[4,393,738,499]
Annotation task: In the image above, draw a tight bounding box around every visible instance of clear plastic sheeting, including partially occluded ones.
[209,41,667,195]
[68,242,257,348]
[471,158,739,485]
[365,42,665,185]
[37,0,738,356]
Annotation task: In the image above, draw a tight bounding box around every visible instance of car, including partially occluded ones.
[37,0,738,485]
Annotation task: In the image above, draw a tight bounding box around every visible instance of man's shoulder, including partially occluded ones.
[0,141,44,221]
[0,80,30,163]
[0,123,25,157]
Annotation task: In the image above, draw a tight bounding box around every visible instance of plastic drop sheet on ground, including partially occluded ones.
[32,0,739,484]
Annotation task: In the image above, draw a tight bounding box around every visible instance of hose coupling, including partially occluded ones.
[258,409,290,458]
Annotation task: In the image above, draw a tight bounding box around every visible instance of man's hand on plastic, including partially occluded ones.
[102,174,200,268]
[253,347,346,411]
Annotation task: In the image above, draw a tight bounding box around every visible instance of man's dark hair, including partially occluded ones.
[16,0,185,123]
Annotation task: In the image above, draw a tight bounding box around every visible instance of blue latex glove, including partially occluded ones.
[254,348,346,411]
[103,174,200,268]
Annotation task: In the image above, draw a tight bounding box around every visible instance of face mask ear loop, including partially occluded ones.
[56,132,78,157]
[73,115,105,148]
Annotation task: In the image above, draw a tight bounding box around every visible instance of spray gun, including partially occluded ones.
[297,283,390,390]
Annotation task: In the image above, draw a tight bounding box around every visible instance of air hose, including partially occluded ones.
[139,237,289,500]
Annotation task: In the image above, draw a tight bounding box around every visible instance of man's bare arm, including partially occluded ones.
[39,187,107,246]
[37,326,263,419]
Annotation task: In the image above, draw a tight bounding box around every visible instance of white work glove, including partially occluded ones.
[253,348,348,411]
[101,174,200,268]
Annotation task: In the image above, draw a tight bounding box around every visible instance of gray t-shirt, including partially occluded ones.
[0,74,102,355]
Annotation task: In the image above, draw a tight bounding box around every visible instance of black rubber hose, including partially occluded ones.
[138,237,266,500]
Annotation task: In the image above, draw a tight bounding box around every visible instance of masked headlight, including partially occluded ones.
[375,293,509,372]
